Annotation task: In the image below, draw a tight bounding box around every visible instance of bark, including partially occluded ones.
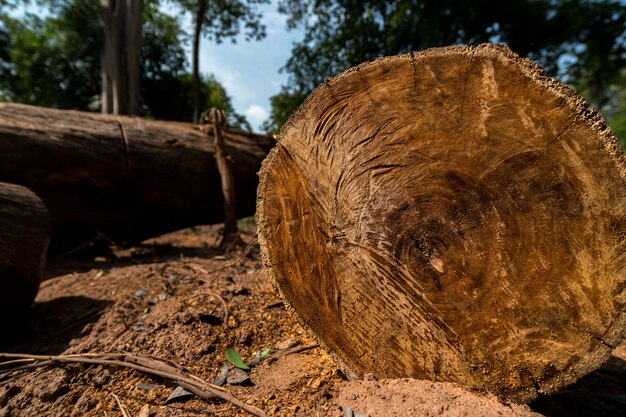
[0,103,273,251]
[100,0,142,115]
[192,0,208,124]
[209,108,240,243]
[0,182,49,312]
[256,44,626,403]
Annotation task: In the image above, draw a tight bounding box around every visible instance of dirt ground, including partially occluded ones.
[0,222,624,417]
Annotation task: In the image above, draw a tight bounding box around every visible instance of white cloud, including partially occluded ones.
[245,105,268,130]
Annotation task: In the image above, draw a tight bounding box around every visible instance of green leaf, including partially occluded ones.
[260,347,270,359]
[225,348,250,370]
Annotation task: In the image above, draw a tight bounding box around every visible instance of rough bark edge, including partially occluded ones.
[256,43,626,403]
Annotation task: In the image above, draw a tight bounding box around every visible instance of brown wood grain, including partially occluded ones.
[256,44,626,403]
[0,182,49,311]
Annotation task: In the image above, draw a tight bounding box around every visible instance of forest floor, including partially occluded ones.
[0,221,625,417]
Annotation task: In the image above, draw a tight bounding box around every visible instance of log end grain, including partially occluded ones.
[256,43,626,402]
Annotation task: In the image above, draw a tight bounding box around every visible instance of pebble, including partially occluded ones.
[133,289,148,298]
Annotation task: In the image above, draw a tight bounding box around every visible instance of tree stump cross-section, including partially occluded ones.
[256,44,626,403]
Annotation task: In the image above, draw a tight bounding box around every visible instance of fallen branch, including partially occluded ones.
[281,344,320,357]
[0,352,266,417]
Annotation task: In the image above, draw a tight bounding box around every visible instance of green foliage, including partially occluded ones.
[260,347,270,358]
[172,0,269,123]
[0,0,249,126]
[607,97,626,151]
[225,347,250,370]
[260,86,308,134]
[144,72,250,128]
[0,0,30,7]
[603,70,626,151]
[142,0,188,82]
[0,0,100,108]
[175,0,269,44]
[264,0,626,133]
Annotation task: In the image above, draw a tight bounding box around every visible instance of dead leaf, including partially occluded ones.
[227,367,251,385]
[342,406,368,417]
[165,386,194,404]
[246,351,262,367]
[213,362,229,386]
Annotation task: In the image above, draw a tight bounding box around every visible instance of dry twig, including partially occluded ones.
[111,393,132,417]
[0,352,266,417]
[281,344,320,357]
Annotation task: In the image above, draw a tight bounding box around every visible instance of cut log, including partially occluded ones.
[0,103,273,250]
[256,44,626,403]
[0,182,49,311]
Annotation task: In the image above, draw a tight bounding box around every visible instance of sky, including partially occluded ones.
[11,1,303,132]
[166,1,305,131]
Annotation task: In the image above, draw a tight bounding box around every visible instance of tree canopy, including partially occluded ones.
[264,0,626,144]
[0,0,250,127]
[175,0,268,44]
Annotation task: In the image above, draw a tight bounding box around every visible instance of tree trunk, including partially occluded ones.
[100,0,142,115]
[209,108,240,244]
[192,0,208,124]
[256,44,626,403]
[0,103,273,251]
[0,182,49,312]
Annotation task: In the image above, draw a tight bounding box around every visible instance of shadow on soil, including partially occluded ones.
[43,222,258,280]
[43,241,229,281]
[530,356,626,417]
[0,296,113,355]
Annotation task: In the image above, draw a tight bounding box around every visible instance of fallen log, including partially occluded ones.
[0,103,273,250]
[256,44,626,403]
[0,182,49,311]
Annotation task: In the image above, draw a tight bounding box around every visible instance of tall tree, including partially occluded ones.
[100,0,143,115]
[192,0,208,124]
[264,0,626,134]
[175,0,269,123]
